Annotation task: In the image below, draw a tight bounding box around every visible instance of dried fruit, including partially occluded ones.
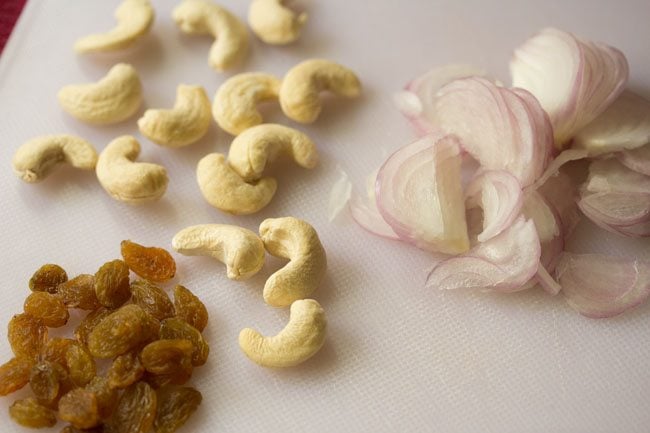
[173,285,208,332]
[131,279,175,320]
[0,357,33,396]
[140,339,193,375]
[9,397,57,428]
[75,308,112,346]
[95,259,131,308]
[66,344,96,387]
[58,388,100,429]
[160,318,209,366]
[85,376,118,420]
[8,313,47,360]
[40,337,75,366]
[24,291,70,328]
[88,304,153,358]
[142,369,193,389]
[61,425,105,433]
[57,274,101,310]
[121,240,176,282]
[154,386,202,433]
[29,360,65,405]
[107,351,145,390]
[29,264,68,293]
[106,381,157,433]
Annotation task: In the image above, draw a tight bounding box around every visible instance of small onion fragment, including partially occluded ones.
[328,166,352,222]
[618,143,650,176]
[349,170,399,240]
[522,191,563,271]
[578,192,650,237]
[529,149,587,191]
[585,158,650,194]
[426,216,540,292]
[556,253,650,318]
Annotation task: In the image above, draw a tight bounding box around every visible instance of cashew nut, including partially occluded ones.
[196,153,276,215]
[12,135,98,183]
[172,224,265,280]
[228,124,318,181]
[279,59,361,123]
[212,72,282,135]
[172,0,249,71]
[239,299,326,368]
[248,0,307,45]
[57,63,143,125]
[96,136,168,204]
[138,84,212,147]
[259,217,327,307]
[74,0,154,54]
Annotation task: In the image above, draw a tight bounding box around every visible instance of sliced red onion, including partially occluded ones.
[376,133,470,254]
[394,64,487,135]
[585,158,650,194]
[510,28,629,147]
[618,143,650,176]
[426,216,541,292]
[522,191,563,270]
[349,170,399,240]
[556,253,650,318]
[573,91,650,155]
[465,170,523,242]
[578,192,650,237]
[529,149,587,190]
[432,77,553,186]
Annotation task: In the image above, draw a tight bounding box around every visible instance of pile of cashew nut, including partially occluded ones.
[172,217,328,367]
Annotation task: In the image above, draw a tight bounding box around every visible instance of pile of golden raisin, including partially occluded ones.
[0,241,209,433]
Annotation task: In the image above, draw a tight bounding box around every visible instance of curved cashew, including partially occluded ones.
[259,217,327,307]
[58,63,142,125]
[96,136,168,204]
[212,72,281,135]
[172,0,249,71]
[12,135,98,183]
[248,0,307,45]
[196,153,276,215]
[172,224,265,280]
[239,299,326,368]
[138,84,212,147]
[228,124,318,181]
[74,0,154,54]
[279,59,361,123]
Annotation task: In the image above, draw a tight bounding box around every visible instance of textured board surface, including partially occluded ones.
[1,1,649,432]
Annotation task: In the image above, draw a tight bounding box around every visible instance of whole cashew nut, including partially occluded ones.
[96,136,168,204]
[228,124,318,181]
[138,84,212,147]
[12,135,98,183]
[172,224,265,280]
[196,153,276,215]
[172,0,249,71]
[259,217,327,307]
[239,299,327,368]
[279,59,361,123]
[248,0,307,45]
[212,72,281,135]
[74,0,154,54]
[58,63,143,125]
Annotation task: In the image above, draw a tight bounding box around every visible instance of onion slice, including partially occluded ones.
[585,158,650,194]
[529,149,587,190]
[522,191,563,270]
[556,253,650,318]
[578,192,650,237]
[510,28,629,147]
[426,216,541,292]
[376,133,470,254]
[349,170,399,240]
[394,64,487,135]
[573,91,650,155]
[618,143,650,176]
[465,170,523,242]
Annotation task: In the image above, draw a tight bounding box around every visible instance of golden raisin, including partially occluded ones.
[75,308,112,347]
[61,425,105,433]
[57,274,101,310]
[66,344,96,387]
[85,376,118,420]
[0,357,33,396]
[173,285,208,332]
[131,279,175,320]
[140,339,193,376]
[29,360,65,405]
[106,381,157,433]
[143,368,193,389]
[29,264,67,294]
[88,304,153,358]
[59,388,101,429]
[24,292,70,328]
[154,386,202,433]
[41,337,75,366]
[94,259,131,309]
[9,397,57,428]
[107,351,145,390]
[121,240,176,283]
[160,318,209,366]
[8,313,47,360]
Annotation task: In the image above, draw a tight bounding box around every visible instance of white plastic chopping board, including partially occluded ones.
[1,0,649,432]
